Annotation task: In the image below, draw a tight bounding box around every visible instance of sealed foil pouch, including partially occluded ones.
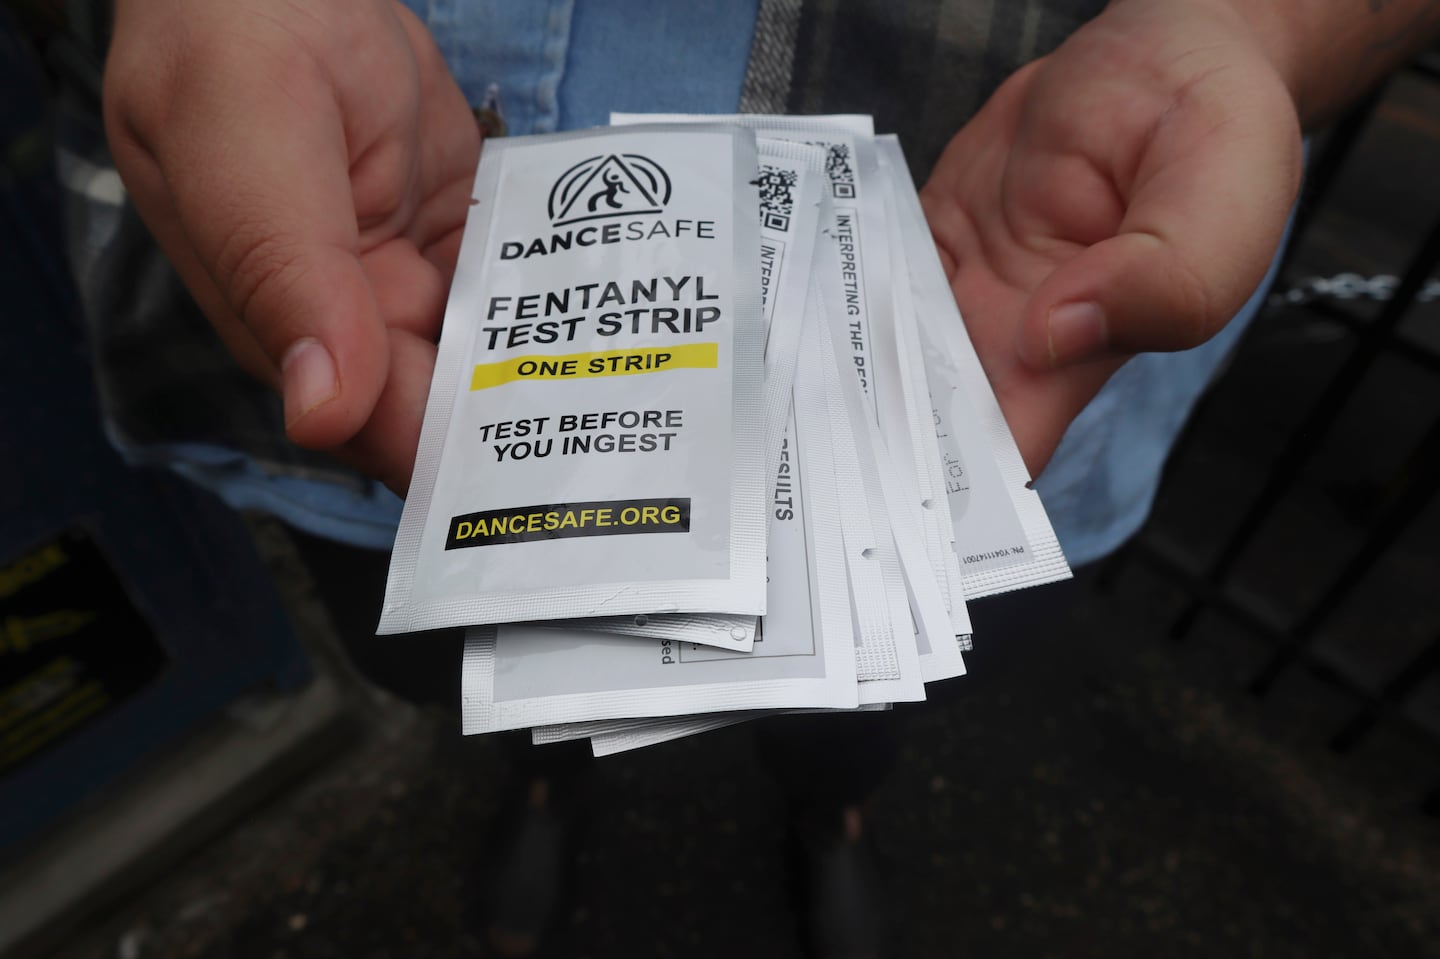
[379,125,767,632]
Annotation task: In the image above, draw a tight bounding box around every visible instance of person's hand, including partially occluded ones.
[104,0,480,493]
[920,0,1303,476]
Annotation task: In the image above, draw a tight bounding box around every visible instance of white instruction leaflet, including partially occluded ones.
[380,125,768,632]
[877,136,1071,597]
[461,310,858,735]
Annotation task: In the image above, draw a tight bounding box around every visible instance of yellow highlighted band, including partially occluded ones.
[470,343,718,391]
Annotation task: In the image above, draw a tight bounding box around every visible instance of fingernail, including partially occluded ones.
[1046,301,1107,365]
[280,337,338,428]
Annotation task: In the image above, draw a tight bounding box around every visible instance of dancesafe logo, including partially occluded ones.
[547,154,672,227]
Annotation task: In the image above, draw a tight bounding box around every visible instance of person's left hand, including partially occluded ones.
[921,0,1302,476]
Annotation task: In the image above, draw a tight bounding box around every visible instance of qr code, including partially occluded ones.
[756,165,797,232]
[824,144,856,199]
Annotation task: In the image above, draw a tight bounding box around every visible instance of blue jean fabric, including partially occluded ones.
[413,0,573,135]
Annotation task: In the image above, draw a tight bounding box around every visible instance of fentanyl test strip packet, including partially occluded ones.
[379,112,1070,757]
[379,124,769,634]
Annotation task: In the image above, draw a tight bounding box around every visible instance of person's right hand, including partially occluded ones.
[105,0,481,494]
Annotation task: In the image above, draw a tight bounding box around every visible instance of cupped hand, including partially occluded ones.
[920,0,1303,476]
[105,0,481,493]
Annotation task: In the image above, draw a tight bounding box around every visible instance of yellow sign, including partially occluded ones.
[470,343,718,391]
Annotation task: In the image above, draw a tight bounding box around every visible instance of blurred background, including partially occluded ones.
[2,4,1438,958]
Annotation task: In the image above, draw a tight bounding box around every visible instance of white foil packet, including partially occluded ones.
[874,145,975,658]
[379,125,768,632]
[876,136,1071,597]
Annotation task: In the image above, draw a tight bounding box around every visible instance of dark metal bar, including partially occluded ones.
[1412,50,1440,84]
[1126,537,1286,639]
[1305,300,1440,376]
[1171,210,1440,641]
[1330,635,1440,752]
[1129,535,1440,818]
[1249,411,1440,696]
[1139,536,1426,702]
[1092,543,1129,593]
[1138,536,1440,813]
[1287,87,1386,246]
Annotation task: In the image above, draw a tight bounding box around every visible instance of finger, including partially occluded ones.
[360,237,448,339]
[146,43,391,450]
[998,355,1125,477]
[407,176,479,267]
[337,328,436,496]
[1015,80,1301,369]
[421,223,468,289]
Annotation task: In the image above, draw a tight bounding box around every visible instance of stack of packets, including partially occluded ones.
[378,115,1071,755]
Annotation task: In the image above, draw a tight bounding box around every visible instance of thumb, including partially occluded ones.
[1015,93,1301,369]
[144,44,391,450]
